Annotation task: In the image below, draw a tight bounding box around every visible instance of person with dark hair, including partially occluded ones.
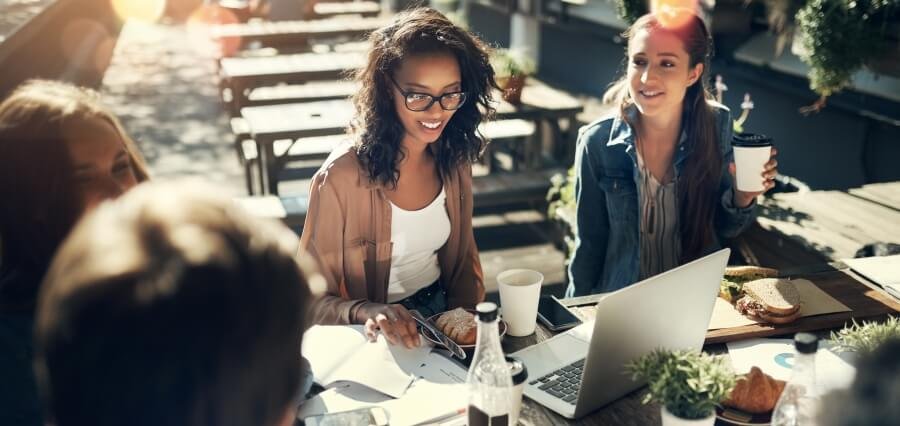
[299,7,494,348]
[0,79,149,425]
[818,337,900,426]
[34,182,316,426]
[567,9,778,296]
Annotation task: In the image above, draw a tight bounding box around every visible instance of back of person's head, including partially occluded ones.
[820,337,900,426]
[34,182,313,426]
[0,79,149,275]
[352,6,497,186]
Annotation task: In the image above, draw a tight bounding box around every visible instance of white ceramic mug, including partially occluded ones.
[497,269,543,337]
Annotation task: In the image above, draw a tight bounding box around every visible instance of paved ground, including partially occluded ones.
[101,20,247,197]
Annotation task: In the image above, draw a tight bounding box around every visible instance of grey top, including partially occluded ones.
[637,153,681,281]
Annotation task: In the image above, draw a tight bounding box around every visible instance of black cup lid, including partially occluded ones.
[476,302,498,322]
[733,132,773,147]
[794,332,819,354]
[505,356,528,385]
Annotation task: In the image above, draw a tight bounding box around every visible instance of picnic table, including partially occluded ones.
[219,50,366,112]
[506,264,899,425]
[238,79,583,194]
[210,16,387,53]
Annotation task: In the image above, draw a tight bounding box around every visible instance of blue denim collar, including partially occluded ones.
[606,104,692,177]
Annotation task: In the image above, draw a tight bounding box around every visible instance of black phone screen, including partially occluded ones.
[537,296,581,330]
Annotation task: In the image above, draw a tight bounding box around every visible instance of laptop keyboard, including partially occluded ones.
[528,358,585,405]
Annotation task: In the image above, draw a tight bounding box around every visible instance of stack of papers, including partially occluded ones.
[844,254,900,300]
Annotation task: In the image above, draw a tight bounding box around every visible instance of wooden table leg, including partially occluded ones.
[259,138,279,195]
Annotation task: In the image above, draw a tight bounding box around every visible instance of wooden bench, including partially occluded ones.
[472,168,563,208]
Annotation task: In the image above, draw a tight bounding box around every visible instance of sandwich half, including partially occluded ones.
[735,278,802,324]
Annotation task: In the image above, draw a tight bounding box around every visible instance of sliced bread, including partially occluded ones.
[724,265,779,280]
[743,278,801,315]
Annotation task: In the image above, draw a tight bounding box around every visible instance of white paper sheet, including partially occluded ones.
[302,325,430,398]
[726,338,856,396]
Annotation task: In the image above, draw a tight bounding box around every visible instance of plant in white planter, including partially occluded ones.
[627,349,736,425]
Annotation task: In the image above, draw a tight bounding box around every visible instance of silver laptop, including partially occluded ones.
[512,248,730,419]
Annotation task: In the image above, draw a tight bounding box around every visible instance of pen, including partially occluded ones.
[415,407,465,425]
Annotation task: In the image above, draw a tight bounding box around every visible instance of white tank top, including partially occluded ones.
[386,187,451,303]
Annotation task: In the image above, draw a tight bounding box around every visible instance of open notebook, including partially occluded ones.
[298,325,469,426]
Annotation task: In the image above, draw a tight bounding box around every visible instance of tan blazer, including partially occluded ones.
[299,143,485,325]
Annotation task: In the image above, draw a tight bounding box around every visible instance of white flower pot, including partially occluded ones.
[660,406,715,426]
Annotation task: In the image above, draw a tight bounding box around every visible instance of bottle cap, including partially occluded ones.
[505,356,528,386]
[794,332,818,354]
[476,302,498,322]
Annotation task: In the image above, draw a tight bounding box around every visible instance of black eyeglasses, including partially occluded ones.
[389,76,468,112]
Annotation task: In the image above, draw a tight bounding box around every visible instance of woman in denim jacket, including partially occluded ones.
[568,10,778,296]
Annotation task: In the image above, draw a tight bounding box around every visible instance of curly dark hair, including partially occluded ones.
[350,7,498,188]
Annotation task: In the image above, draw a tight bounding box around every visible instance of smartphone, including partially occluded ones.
[303,407,389,426]
[537,295,582,331]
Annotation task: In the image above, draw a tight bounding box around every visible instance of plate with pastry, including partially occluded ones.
[421,307,507,350]
[716,366,786,425]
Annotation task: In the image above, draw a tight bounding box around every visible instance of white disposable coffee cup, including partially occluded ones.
[506,356,528,426]
[497,269,543,337]
[732,133,773,192]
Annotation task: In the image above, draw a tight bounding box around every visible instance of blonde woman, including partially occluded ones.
[0,80,149,426]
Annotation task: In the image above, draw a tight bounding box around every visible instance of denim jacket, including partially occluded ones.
[566,102,756,296]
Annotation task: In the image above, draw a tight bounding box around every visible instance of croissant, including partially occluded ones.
[723,367,786,414]
[435,308,477,345]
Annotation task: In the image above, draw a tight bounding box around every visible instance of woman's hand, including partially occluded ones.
[356,302,421,349]
[729,147,778,208]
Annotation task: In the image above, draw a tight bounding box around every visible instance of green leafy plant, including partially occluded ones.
[490,48,536,79]
[627,349,737,420]
[829,315,900,355]
[614,0,649,25]
[795,0,900,111]
[547,167,578,262]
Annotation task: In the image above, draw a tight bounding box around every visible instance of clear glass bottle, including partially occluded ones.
[467,302,512,426]
[772,332,820,426]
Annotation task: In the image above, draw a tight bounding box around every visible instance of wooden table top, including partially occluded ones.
[505,265,899,424]
[238,79,584,142]
[492,80,584,120]
[220,51,365,79]
[211,16,388,39]
[241,99,354,141]
[312,1,381,18]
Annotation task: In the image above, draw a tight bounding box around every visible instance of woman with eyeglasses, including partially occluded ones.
[299,7,496,347]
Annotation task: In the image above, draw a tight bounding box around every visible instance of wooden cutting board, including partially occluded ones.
[704,269,900,344]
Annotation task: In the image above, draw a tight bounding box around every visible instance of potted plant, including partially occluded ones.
[793,0,900,112]
[829,315,900,357]
[627,349,736,425]
[491,48,536,104]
